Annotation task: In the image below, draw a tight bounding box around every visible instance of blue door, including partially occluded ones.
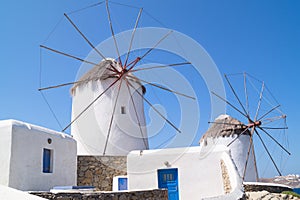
[157,168,179,200]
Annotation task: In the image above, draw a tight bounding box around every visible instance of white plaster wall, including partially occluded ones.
[0,121,13,186]
[112,175,128,191]
[0,120,77,191]
[0,185,47,200]
[203,135,257,182]
[206,151,244,200]
[72,78,148,156]
[127,146,241,199]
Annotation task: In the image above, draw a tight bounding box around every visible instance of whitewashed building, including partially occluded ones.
[71,59,148,156]
[0,119,77,191]
[127,145,244,200]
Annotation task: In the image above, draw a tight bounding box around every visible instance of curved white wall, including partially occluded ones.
[202,135,257,182]
[71,78,148,156]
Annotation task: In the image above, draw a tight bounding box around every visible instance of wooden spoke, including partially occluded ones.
[225,74,249,118]
[124,8,143,67]
[40,44,119,74]
[251,139,259,182]
[62,76,121,132]
[208,121,245,127]
[105,0,122,65]
[39,80,84,91]
[130,62,191,73]
[260,127,288,130]
[242,128,254,180]
[244,72,250,116]
[64,13,119,73]
[40,45,98,65]
[125,79,149,149]
[212,91,248,119]
[64,13,105,60]
[254,129,282,176]
[38,73,117,91]
[227,126,250,147]
[257,105,281,121]
[138,30,173,61]
[127,80,181,133]
[127,74,195,100]
[258,127,291,155]
[254,81,265,121]
[261,115,286,124]
[103,79,123,155]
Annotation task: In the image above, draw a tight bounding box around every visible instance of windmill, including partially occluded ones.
[204,72,290,181]
[38,1,194,156]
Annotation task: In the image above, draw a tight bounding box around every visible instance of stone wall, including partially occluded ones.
[246,191,299,199]
[244,183,292,193]
[77,156,127,191]
[30,189,168,200]
[220,159,232,194]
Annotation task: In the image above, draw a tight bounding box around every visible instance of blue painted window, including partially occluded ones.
[43,148,52,173]
[118,177,128,190]
[157,168,179,200]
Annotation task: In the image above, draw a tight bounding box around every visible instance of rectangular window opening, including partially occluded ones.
[43,148,53,173]
[121,106,126,114]
[118,177,128,190]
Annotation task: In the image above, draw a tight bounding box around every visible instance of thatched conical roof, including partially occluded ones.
[200,114,250,143]
[71,59,117,95]
[71,58,146,96]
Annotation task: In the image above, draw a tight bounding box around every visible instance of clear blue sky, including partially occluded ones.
[1,1,299,178]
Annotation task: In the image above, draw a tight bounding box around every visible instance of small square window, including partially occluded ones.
[43,148,53,173]
[118,177,128,190]
[121,106,126,114]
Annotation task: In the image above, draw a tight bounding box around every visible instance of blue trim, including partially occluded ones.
[52,186,95,190]
[157,168,179,200]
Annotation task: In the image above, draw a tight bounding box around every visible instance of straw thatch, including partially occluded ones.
[71,59,145,95]
[71,59,118,95]
[200,114,250,143]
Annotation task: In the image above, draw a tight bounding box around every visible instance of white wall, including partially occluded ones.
[72,78,148,156]
[203,135,257,182]
[127,146,244,199]
[0,185,47,200]
[0,121,12,186]
[0,120,77,191]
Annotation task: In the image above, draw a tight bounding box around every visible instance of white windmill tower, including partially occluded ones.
[70,58,148,156]
[201,73,290,182]
[200,114,258,182]
[38,1,191,156]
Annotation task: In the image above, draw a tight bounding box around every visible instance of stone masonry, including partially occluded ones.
[77,156,127,191]
[220,159,232,194]
[244,183,292,193]
[30,189,168,200]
